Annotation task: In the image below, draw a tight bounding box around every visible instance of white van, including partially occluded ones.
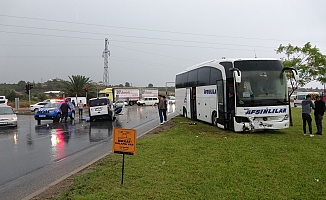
[89,97,115,121]
[137,97,159,106]
[293,92,319,107]
[0,96,8,105]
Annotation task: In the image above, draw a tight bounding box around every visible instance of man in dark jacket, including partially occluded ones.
[314,96,325,135]
[157,95,164,125]
[162,96,168,122]
[60,99,70,122]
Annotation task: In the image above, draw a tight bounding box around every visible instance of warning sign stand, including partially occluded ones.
[112,128,136,185]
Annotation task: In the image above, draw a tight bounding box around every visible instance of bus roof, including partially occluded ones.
[295,92,320,95]
[177,58,280,75]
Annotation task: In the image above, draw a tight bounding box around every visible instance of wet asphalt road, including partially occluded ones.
[0,105,177,200]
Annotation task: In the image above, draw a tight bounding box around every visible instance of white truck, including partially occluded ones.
[141,88,159,98]
[99,88,159,106]
[0,96,8,105]
[113,88,140,106]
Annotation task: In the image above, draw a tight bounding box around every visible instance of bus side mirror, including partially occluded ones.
[294,73,299,82]
[234,71,241,83]
[282,67,299,82]
[229,68,241,83]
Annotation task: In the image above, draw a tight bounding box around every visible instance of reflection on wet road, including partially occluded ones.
[0,105,176,200]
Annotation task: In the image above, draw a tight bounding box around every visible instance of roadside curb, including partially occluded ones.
[23,115,176,200]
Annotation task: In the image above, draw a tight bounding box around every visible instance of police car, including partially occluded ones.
[34,99,75,123]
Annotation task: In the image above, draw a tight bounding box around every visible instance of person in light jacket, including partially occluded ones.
[302,95,315,136]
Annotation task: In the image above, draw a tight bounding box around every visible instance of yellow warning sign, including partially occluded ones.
[113,128,136,155]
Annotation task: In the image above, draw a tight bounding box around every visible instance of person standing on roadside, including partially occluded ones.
[77,100,84,117]
[314,96,325,135]
[162,96,168,122]
[60,99,71,122]
[71,100,76,107]
[302,95,315,136]
[157,95,164,125]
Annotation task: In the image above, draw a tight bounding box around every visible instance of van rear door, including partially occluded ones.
[89,99,109,117]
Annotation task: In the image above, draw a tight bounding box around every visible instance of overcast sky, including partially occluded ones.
[0,0,325,88]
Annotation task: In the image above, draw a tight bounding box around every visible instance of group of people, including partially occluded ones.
[157,95,168,125]
[59,99,84,122]
[71,100,85,117]
[301,95,325,136]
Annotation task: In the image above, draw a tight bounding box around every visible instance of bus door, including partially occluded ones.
[190,87,197,119]
[217,80,226,127]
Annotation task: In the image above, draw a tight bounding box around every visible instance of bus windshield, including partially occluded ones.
[235,60,288,107]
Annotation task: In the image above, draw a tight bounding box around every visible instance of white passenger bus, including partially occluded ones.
[175,58,299,132]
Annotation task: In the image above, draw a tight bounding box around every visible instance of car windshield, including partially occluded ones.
[90,99,108,107]
[43,103,60,108]
[0,107,14,115]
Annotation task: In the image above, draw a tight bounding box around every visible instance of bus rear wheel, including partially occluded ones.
[212,111,217,126]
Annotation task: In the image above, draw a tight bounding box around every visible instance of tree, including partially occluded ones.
[276,42,326,126]
[276,42,326,96]
[5,90,17,101]
[148,83,153,88]
[118,84,124,87]
[38,93,47,101]
[63,75,92,96]
[125,82,130,87]
[16,80,26,91]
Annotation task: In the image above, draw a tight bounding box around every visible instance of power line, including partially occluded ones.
[0,56,99,58]
[1,14,324,43]
[0,43,102,46]
[0,30,102,41]
[110,56,184,69]
[0,23,277,49]
[0,43,195,62]
[110,45,196,63]
[0,55,184,68]
[0,30,275,52]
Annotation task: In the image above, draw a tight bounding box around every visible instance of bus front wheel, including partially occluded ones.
[183,108,187,118]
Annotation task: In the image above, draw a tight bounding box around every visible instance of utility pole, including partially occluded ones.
[102,38,110,87]
[28,87,31,108]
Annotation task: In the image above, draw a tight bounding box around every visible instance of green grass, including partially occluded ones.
[56,108,326,200]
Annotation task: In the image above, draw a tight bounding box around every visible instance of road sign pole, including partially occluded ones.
[28,89,31,108]
[86,91,88,108]
[121,154,125,185]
